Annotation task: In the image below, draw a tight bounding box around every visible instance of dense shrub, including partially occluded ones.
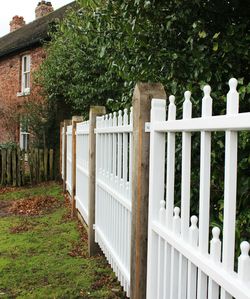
[38,0,250,253]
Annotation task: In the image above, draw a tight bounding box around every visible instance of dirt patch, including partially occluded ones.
[68,221,88,258]
[0,201,12,217]
[0,187,17,195]
[8,196,62,216]
[9,220,34,234]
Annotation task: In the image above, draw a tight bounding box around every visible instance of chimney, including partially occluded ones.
[10,16,26,32]
[35,1,54,19]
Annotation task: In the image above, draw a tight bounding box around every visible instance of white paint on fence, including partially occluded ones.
[61,126,65,179]
[66,125,72,196]
[95,108,133,297]
[75,121,90,224]
[146,79,250,299]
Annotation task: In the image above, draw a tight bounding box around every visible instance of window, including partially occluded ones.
[21,55,31,94]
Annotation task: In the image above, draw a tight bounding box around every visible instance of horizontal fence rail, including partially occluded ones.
[75,121,90,225]
[95,108,133,297]
[146,78,250,299]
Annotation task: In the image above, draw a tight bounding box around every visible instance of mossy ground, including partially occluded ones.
[0,182,126,299]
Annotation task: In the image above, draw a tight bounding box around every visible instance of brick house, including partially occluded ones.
[0,1,74,148]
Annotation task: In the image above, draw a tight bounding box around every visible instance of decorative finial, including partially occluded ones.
[169,95,175,104]
[212,227,220,239]
[240,241,250,256]
[174,207,180,217]
[190,215,198,226]
[203,85,211,96]
[229,78,238,90]
[184,91,191,101]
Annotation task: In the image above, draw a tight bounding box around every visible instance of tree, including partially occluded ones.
[38,0,250,250]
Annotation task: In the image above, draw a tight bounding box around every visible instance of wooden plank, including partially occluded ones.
[1,149,7,186]
[39,149,44,182]
[7,148,12,185]
[21,150,25,186]
[88,106,106,257]
[44,148,48,181]
[28,149,33,184]
[130,83,166,299]
[17,148,21,187]
[49,149,54,180]
[12,149,17,187]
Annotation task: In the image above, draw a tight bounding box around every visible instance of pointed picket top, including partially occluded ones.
[123,108,128,126]
[202,85,213,117]
[109,113,113,127]
[189,215,199,246]
[210,227,221,263]
[238,241,250,282]
[227,78,239,115]
[129,107,133,126]
[100,115,105,128]
[113,111,117,126]
[159,200,165,224]
[183,91,192,119]
[173,207,181,234]
[151,98,166,122]
[168,95,176,121]
[118,110,123,126]
[212,227,220,240]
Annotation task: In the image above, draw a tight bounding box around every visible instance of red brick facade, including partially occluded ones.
[0,46,45,143]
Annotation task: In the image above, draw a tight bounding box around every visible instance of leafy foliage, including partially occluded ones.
[38,0,250,251]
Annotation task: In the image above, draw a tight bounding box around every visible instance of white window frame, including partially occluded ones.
[21,54,31,94]
[20,131,30,151]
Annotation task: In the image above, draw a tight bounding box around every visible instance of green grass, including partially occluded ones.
[0,182,126,299]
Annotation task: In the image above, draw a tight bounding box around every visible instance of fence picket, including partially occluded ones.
[221,79,239,299]
[187,216,199,299]
[197,85,213,299]
[208,227,221,299]
[179,91,192,299]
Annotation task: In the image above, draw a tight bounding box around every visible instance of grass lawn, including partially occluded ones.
[0,182,126,299]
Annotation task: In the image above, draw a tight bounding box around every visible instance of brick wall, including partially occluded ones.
[0,46,45,144]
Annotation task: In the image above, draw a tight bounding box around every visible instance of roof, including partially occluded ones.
[0,1,76,59]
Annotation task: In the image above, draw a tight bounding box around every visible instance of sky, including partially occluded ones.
[0,0,73,37]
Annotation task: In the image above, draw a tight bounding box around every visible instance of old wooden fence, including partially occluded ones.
[0,147,54,186]
[61,79,250,299]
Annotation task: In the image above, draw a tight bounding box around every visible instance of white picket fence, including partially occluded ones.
[75,121,90,225]
[62,78,249,299]
[146,79,250,299]
[61,126,65,180]
[66,125,72,196]
[95,109,133,296]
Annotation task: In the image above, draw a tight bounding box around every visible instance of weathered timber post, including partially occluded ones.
[71,116,84,217]
[130,83,166,299]
[63,119,71,193]
[88,106,106,257]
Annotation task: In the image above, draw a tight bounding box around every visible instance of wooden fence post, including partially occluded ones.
[63,119,71,193]
[130,83,166,299]
[71,116,84,217]
[88,106,106,257]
